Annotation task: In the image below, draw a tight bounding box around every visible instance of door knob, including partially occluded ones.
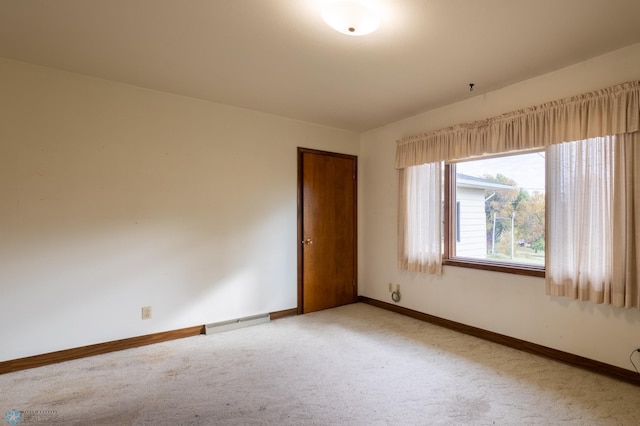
[302,238,313,245]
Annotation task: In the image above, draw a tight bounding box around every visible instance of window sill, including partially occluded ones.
[443,257,545,277]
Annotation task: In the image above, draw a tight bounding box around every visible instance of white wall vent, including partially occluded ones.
[205,313,270,335]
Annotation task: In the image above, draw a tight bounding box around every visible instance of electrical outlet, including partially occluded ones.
[396,284,401,292]
[388,282,392,292]
[141,306,152,320]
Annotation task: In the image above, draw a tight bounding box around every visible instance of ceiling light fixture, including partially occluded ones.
[322,1,381,36]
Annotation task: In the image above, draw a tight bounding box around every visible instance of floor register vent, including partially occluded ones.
[205,313,270,335]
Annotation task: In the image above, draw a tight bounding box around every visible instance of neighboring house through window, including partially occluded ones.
[454,173,516,259]
[444,151,546,276]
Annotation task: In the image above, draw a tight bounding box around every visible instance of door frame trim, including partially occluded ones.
[297,147,358,314]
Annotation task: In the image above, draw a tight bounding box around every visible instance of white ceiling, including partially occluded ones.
[1,0,640,132]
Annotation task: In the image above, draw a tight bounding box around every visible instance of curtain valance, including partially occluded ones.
[395,81,640,169]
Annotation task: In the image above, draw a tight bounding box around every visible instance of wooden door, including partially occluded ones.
[298,148,357,314]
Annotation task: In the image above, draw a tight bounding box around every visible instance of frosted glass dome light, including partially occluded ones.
[322,1,381,36]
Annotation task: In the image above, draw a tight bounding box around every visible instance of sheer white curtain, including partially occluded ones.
[398,162,442,274]
[546,137,615,302]
[611,132,640,308]
[546,133,640,307]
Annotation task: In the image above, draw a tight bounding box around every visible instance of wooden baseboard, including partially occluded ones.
[359,296,640,386]
[0,325,205,375]
[1,307,299,375]
[270,308,298,320]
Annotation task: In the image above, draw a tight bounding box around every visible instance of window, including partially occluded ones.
[444,151,545,276]
[396,81,640,307]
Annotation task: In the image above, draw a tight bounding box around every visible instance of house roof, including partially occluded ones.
[457,174,515,191]
[1,1,639,132]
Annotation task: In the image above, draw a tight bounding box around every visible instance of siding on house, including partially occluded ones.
[455,174,513,259]
[456,187,487,258]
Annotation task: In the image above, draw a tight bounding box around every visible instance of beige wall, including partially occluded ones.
[0,59,359,362]
[361,42,640,371]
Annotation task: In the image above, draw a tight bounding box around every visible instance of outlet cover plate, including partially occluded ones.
[141,306,152,320]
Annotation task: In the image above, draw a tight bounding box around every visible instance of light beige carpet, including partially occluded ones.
[2,303,639,425]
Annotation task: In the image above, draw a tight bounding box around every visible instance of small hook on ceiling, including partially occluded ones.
[469,83,475,92]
